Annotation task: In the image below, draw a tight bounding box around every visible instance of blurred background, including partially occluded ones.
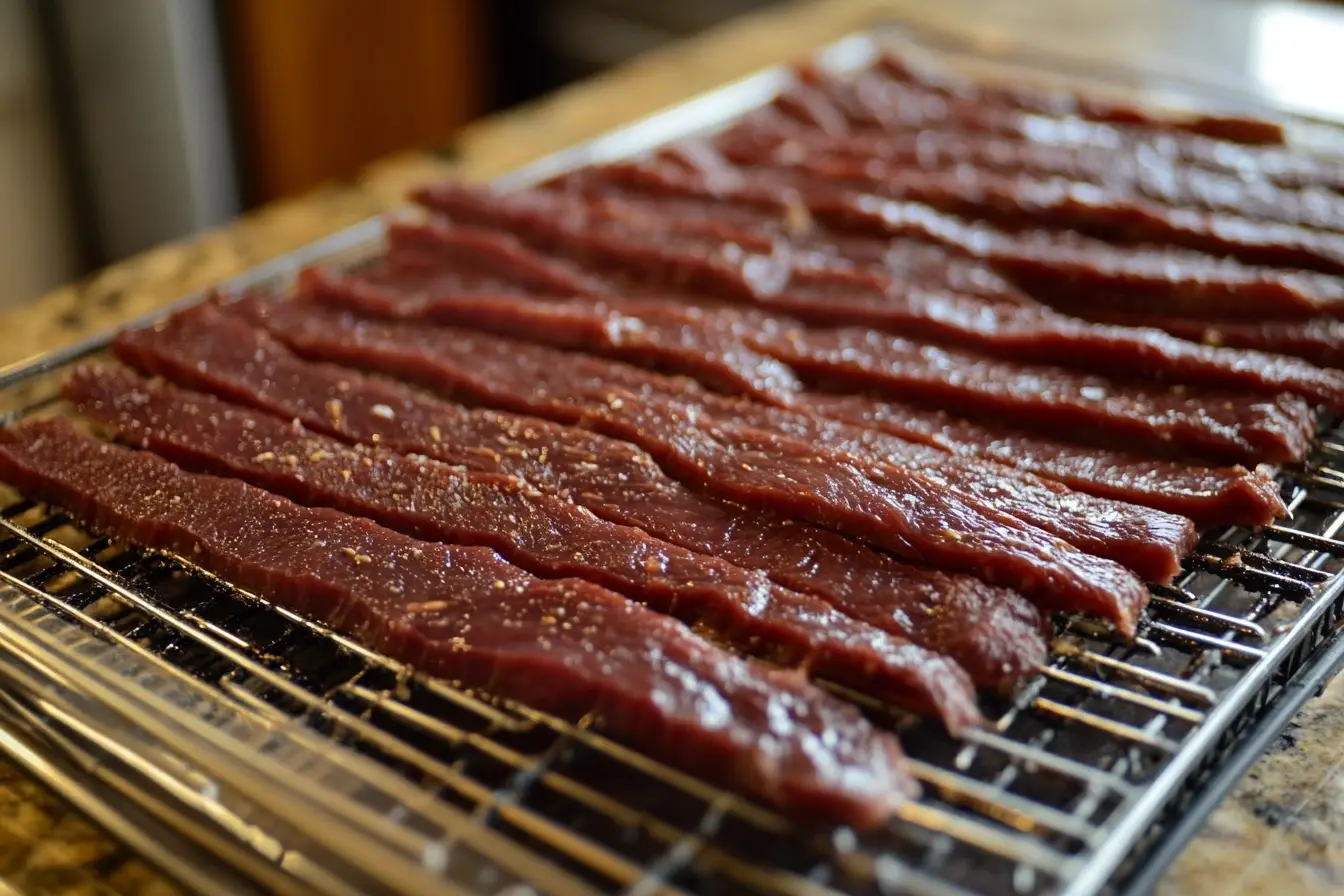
[4,0,1343,312]
[0,0,779,308]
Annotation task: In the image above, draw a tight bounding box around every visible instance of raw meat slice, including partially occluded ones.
[866,57,1286,145]
[611,155,1344,322]
[304,268,1315,466]
[307,268,1199,580]
[715,124,1343,231]
[1066,308,1344,370]
[740,155,1344,276]
[308,258,1286,523]
[113,302,1053,682]
[234,295,1154,625]
[731,102,1344,195]
[412,181,1344,413]
[795,391,1288,528]
[67,364,983,727]
[0,418,915,825]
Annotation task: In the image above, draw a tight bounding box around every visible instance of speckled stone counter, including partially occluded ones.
[2,0,1343,892]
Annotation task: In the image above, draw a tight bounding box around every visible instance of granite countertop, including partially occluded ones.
[2,0,1343,892]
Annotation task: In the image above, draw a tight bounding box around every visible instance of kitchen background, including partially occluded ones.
[2,0,1341,310]
[0,0,781,310]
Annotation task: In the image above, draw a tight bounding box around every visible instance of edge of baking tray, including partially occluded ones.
[2,18,1344,896]
[1119,622,1344,896]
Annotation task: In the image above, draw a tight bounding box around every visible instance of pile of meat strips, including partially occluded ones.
[7,54,1344,828]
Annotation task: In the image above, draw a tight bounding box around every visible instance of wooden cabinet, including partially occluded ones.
[224,0,487,204]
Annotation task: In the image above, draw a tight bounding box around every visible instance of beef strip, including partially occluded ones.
[67,364,982,726]
[551,158,1344,322]
[715,124,1344,232]
[986,234,1344,322]
[386,221,613,297]
[302,262,1286,522]
[390,209,1027,308]
[309,267,1199,580]
[113,303,1052,684]
[734,155,1344,276]
[232,295,1153,626]
[0,418,914,825]
[755,323,1316,465]
[545,159,1344,321]
[735,97,1344,197]
[306,262,1315,466]
[384,209,1287,525]
[797,391,1287,529]
[771,73,1285,156]
[412,181,1344,415]
[866,56,1286,145]
[646,157,1344,324]
[1065,308,1344,370]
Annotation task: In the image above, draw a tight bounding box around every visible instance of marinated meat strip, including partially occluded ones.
[715,122,1122,178]
[696,403,1198,581]
[386,221,613,298]
[867,56,1286,145]
[987,234,1344,322]
[67,365,982,726]
[399,191,1344,414]
[391,207,1026,307]
[672,148,1344,275]
[0,418,915,825]
[770,78,1081,139]
[307,268,1198,580]
[772,72,1285,156]
[307,262,1316,466]
[390,204,1289,521]
[542,157,1344,322]
[381,221,617,297]
[311,265,1198,566]
[631,158,1344,322]
[356,257,796,407]
[1067,308,1344,370]
[768,327,1314,465]
[566,154,1344,282]
[232,295,1153,625]
[739,94,1344,197]
[797,392,1286,529]
[715,125,1344,232]
[113,304,1052,684]
[552,158,1344,322]
[285,260,1282,528]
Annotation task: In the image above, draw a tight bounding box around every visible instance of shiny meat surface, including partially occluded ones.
[314,257,1316,466]
[844,57,1284,145]
[412,179,1344,413]
[307,267,1200,581]
[735,157,1344,276]
[0,418,915,825]
[714,125,1337,227]
[233,297,1153,628]
[113,304,1051,686]
[67,364,983,728]
[797,392,1287,529]
[1070,308,1344,371]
